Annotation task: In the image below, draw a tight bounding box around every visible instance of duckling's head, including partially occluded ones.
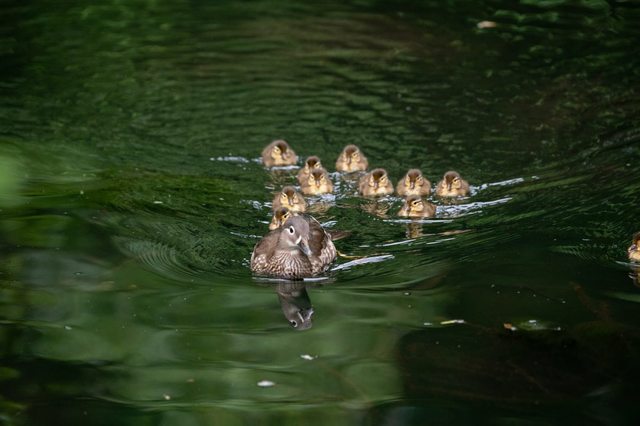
[279,185,302,207]
[308,169,329,188]
[443,171,463,191]
[405,195,426,214]
[269,207,294,230]
[368,168,389,189]
[304,156,322,171]
[343,145,362,166]
[279,216,311,256]
[269,140,293,162]
[403,169,426,191]
[630,232,640,253]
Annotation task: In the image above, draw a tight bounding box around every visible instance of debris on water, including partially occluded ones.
[477,20,497,29]
[300,354,316,360]
[153,200,163,204]
[404,292,411,296]
[163,394,171,400]
[440,319,465,325]
[64,325,72,330]
[257,380,275,387]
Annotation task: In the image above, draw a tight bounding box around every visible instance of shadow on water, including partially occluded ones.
[2,0,640,424]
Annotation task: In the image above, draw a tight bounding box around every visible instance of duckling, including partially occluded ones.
[296,156,323,185]
[272,186,306,213]
[628,232,640,262]
[251,215,337,279]
[398,195,436,218]
[301,168,333,195]
[261,139,298,167]
[435,171,469,197]
[358,168,394,197]
[396,169,431,197]
[336,144,368,172]
[269,206,298,230]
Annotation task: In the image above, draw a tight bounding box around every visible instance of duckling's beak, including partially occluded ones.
[409,180,415,190]
[287,195,295,205]
[631,244,638,252]
[447,182,452,191]
[297,236,312,256]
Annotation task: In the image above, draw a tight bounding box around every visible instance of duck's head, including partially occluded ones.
[402,169,427,191]
[308,168,330,189]
[279,186,303,208]
[278,216,311,256]
[269,140,294,162]
[303,156,322,172]
[269,206,294,230]
[367,168,389,189]
[443,171,463,191]
[406,195,426,214]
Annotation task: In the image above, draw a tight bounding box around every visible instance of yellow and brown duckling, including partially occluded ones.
[358,168,394,197]
[396,169,431,197]
[435,170,469,197]
[398,195,436,218]
[251,215,337,279]
[336,144,368,172]
[261,139,298,167]
[269,206,298,230]
[296,156,323,185]
[628,232,640,262]
[301,168,333,195]
[272,186,306,213]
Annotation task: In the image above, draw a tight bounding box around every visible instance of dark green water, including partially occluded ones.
[2,0,640,424]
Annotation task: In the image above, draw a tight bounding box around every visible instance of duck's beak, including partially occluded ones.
[447,182,452,191]
[409,180,415,190]
[297,236,312,256]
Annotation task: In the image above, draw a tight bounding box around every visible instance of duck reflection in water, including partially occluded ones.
[276,282,314,330]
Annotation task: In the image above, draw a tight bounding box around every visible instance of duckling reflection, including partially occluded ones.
[301,168,334,195]
[296,156,323,185]
[406,222,425,239]
[261,139,298,167]
[272,186,306,212]
[397,169,431,197]
[276,282,314,330]
[336,144,368,172]
[628,232,640,262]
[360,199,392,218]
[435,170,469,197]
[358,168,394,197]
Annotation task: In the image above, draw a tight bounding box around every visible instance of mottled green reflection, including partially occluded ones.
[1,0,640,425]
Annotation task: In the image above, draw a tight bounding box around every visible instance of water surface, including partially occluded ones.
[2,0,640,424]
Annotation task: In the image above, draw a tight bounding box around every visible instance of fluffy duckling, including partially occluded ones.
[269,206,297,230]
[296,156,323,185]
[301,168,333,195]
[336,144,368,172]
[358,168,394,197]
[398,195,436,218]
[629,232,640,262]
[272,186,306,213]
[435,171,469,197]
[261,139,298,167]
[396,169,431,197]
[251,215,337,279]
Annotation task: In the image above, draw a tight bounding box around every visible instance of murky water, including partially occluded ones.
[2,0,640,424]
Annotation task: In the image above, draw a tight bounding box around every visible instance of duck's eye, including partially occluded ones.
[416,176,423,182]
[352,152,359,158]
[288,226,295,234]
[380,176,387,182]
[453,177,460,183]
[314,162,321,168]
[273,146,281,153]
[290,320,298,328]
[320,176,326,182]
[411,201,420,206]
[283,213,290,220]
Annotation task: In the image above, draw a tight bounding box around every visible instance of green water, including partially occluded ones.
[2,0,640,424]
